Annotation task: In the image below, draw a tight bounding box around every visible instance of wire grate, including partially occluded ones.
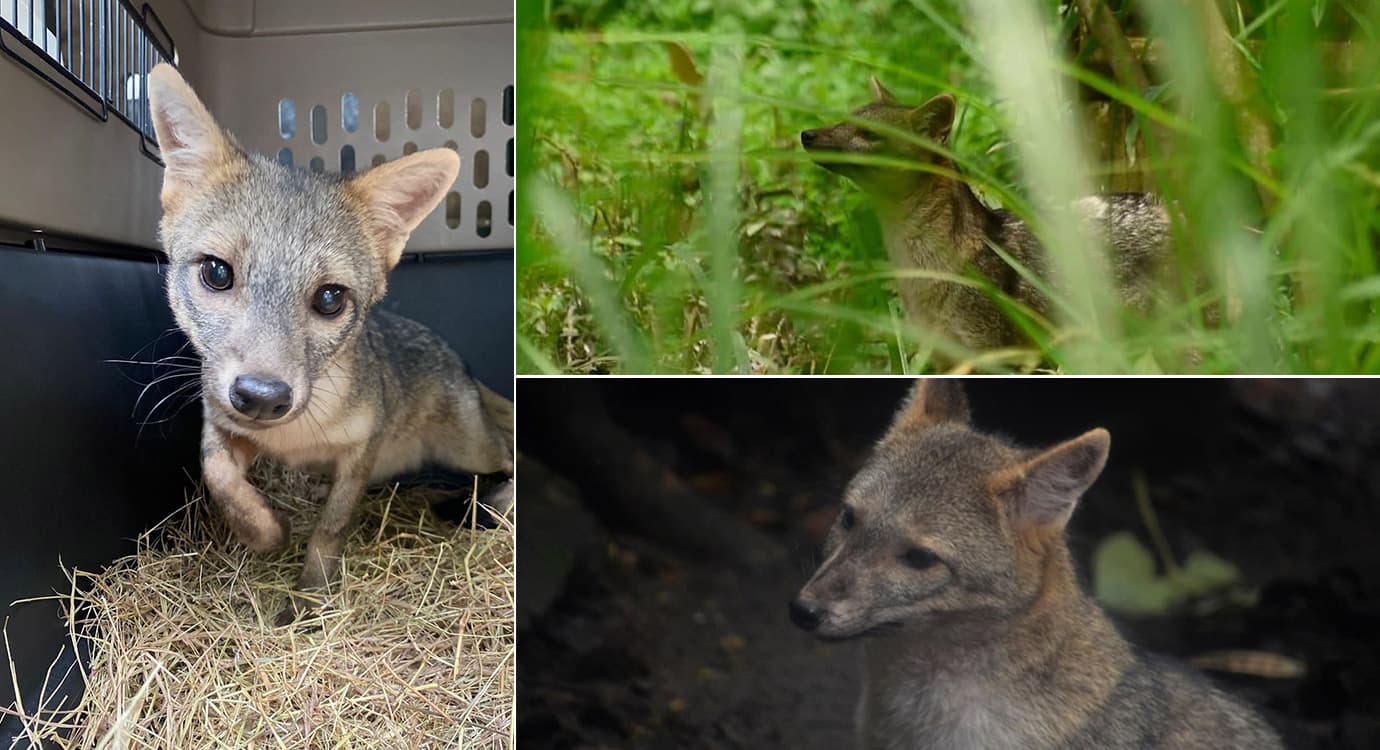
[0,0,173,157]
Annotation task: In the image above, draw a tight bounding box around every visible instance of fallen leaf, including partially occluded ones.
[664,42,704,86]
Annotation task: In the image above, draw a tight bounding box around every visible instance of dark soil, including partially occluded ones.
[517,379,1380,749]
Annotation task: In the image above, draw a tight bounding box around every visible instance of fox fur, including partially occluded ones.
[791,380,1280,749]
[147,63,514,625]
[800,78,1170,353]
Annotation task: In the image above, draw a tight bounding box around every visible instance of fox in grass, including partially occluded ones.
[146,64,514,625]
[790,381,1281,749]
[801,78,1171,353]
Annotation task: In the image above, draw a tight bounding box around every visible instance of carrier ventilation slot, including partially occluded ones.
[271,84,514,242]
[0,0,174,162]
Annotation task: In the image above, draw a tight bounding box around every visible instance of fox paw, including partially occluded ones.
[232,509,291,554]
[273,592,326,628]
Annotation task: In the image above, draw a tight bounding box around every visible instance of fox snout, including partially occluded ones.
[790,587,886,641]
[800,125,854,176]
[228,374,293,421]
[800,127,844,152]
[791,559,869,640]
[788,597,825,631]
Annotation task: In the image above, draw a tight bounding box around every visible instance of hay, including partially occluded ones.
[4,469,515,749]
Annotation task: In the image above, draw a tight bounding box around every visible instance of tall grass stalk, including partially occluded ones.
[963,0,1123,372]
[701,33,748,371]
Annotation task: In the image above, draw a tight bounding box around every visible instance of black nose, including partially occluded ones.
[229,375,293,420]
[800,129,817,147]
[789,598,823,631]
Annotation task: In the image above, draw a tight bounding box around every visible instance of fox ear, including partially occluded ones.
[990,428,1110,535]
[348,148,461,269]
[147,63,242,210]
[889,379,970,434]
[870,76,898,105]
[910,94,956,144]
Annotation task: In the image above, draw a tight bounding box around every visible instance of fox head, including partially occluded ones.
[147,63,458,428]
[791,380,1110,641]
[800,77,956,196]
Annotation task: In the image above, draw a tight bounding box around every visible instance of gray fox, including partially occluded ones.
[801,78,1170,354]
[146,63,514,625]
[790,380,1281,749]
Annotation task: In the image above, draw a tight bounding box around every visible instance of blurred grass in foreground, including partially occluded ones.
[517,0,1380,374]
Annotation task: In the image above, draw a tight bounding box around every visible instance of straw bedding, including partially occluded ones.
[4,468,515,749]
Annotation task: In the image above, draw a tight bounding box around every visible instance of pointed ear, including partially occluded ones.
[870,76,898,105]
[888,379,971,434]
[347,148,460,270]
[990,428,1110,535]
[909,93,956,144]
[147,63,243,210]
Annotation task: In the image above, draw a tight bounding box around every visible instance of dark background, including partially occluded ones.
[518,378,1380,749]
[0,239,512,742]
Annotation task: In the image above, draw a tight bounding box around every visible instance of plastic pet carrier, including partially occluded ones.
[0,0,514,740]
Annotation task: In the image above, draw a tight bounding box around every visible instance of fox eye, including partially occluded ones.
[902,547,939,570]
[839,506,856,531]
[200,257,234,291]
[312,284,348,316]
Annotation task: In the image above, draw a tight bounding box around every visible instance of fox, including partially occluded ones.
[790,380,1281,749]
[145,63,515,626]
[800,78,1170,354]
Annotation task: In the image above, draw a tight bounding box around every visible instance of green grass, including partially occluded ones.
[517,0,1380,373]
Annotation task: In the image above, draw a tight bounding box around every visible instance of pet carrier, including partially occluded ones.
[0,1,514,740]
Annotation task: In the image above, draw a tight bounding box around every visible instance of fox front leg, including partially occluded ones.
[202,426,290,553]
[275,447,374,626]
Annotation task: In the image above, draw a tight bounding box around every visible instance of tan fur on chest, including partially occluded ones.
[245,407,376,467]
[884,230,989,348]
[885,231,952,300]
[862,651,1037,750]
